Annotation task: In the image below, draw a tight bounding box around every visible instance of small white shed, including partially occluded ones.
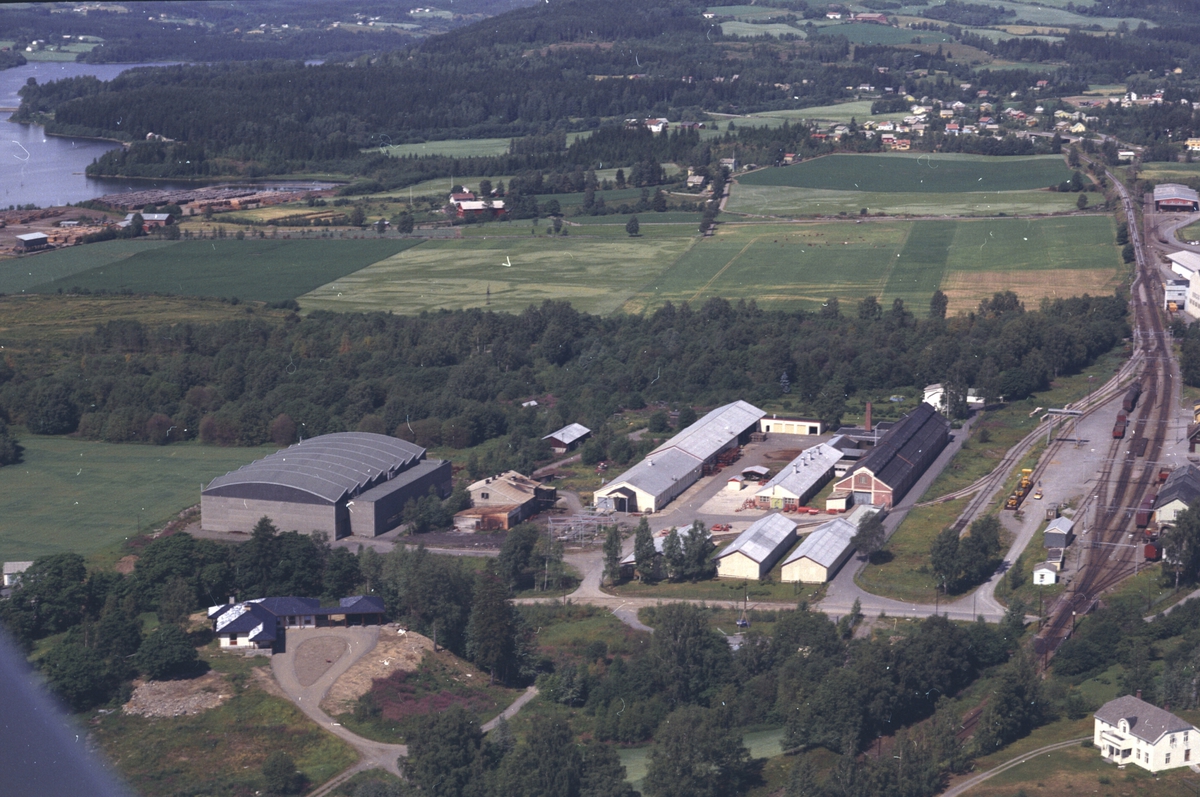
[1033,563,1057,585]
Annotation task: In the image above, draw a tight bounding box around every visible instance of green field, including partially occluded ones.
[299,231,696,316]
[0,436,273,562]
[721,21,804,37]
[727,183,1080,217]
[295,214,1119,318]
[33,238,422,302]
[0,239,176,295]
[621,215,1120,314]
[821,22,950,44]
[373,137,513,158]
[737,153,1075,193]
[747,100,911,125]
[706,5,791,19]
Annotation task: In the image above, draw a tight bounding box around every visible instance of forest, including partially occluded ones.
[0,292,1128,481]
[15,0,1197,181]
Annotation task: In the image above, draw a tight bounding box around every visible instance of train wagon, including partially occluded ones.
[1132,437,1149,457]
[1135,493,1157,528]
[1145,542,1161,562]
[1113,419,1127,439]
[1123,382,1142,413]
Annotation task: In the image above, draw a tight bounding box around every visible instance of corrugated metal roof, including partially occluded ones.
[1154,183,1200,203]
[1045,517,1075,536]
[844,503,883,529]
[544,423,591,445]
[651,400,765,462]
[782,517,858,568]
[1095,695,1195,744]
[1156,464,1200,510]
[1167,251,1200,273]
[15,232,48,242]
[717,514,796,564]
[603,447,701,500]
[203,432,425,504]
[756,442,843,500]
[850,403,949,495]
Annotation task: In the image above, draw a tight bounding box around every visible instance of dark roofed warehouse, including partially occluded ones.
[830,403,950,509]
[201,432,451,538]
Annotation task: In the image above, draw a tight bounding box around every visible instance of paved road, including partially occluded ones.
[940,737,1090,796]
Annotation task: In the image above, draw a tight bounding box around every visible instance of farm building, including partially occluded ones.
[1094,695,1198,771]
[1032,563,1057,585]
[1154,464,1200,526]
[1154,183,1200,212]
[829,403,950,509]
[459,470,555,530]
[543,423,591,454]
[780,517,858,583]
[715,514,798,580]
[754,439,844,510]
[201,432,451,538]
[2,561,32,588]
[595,400,765,513]
[208,595,386,652]
[758,416,824,436]
[1043,517,1075,549]
[15,232,49,252]
[452,199,506,218]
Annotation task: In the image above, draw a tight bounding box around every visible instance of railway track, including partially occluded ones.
[1033,170,1173,661]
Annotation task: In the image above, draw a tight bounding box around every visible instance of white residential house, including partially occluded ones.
[1094,695,1198,772]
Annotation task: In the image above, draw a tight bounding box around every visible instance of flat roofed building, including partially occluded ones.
[595,400,765,513]
[543,423,591,454]
[1154,183,1200,212]
[201,432,451,538]
[755,439,844,510]
[1165,279,1189,310]
[716,514,797,580]
[1044,516,1075,549]
[1155,464,1200,526]
[830,403,950,509]
[758,416,823,436]
[781,517,858,583]
[1095,695,1197,771]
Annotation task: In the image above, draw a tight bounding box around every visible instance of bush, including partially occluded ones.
[135,624,201,680]
[262,751,305,795]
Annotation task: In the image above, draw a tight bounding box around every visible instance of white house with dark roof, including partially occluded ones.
[716,514,797,580]
[1094,695,1197,771]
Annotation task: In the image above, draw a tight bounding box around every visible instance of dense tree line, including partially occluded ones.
[0,293,1128,469]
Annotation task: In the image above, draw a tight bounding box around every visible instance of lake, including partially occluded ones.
[0,62,211,208]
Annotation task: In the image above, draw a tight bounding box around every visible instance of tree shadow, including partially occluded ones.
[866,550,894,565]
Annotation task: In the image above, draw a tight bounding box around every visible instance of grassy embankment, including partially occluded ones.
[91,643,356,796]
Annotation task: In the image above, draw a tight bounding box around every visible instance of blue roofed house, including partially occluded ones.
[208,595,386,652]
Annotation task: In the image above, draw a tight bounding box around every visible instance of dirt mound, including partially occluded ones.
[114,555,138,575]
[320,625,433,715]
[123,671,230,718]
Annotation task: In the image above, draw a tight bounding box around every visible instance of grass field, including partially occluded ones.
[737,154,1075,194]
[855,498,967,604]
[0,436,273,562]
[373,137,513,158]
[721,20,805,37]
[747,100,911,125]
[32,238,422,302]
[619,216,1121,315]
[0,239,176,295]
[822,22,951,44]
[299,230,696,316]
[727,182,1080,216]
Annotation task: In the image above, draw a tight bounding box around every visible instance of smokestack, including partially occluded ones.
[865,402,873,433]
[1137,689,1143,700]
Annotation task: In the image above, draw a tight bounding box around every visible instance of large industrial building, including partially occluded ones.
[1154,183,1200,212]
[201,432,451,538]
[595,400,765,513]
[716,514,797,580]
[754,439,844,510]
[829,403,950,509]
